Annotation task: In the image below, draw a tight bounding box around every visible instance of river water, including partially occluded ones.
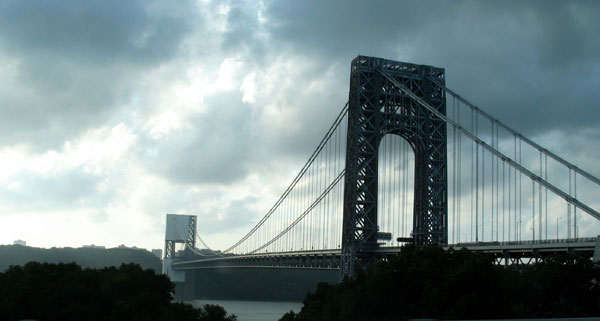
[189,299,303,321]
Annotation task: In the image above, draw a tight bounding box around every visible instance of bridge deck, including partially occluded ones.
[172,237,600,270]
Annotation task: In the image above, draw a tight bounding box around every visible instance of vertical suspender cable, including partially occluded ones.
[491,122,494,240]
[288,184,292,251]
[334,125,339,248]
[392,137,398,245]
[568,168,572,239]
[513,136,519,241]
[456,99,467,242]
[401,139,406,237]
[476,142,479,242]
[316,149,320,250]
[395,137,400,244]
[381,136,386,242]
[532,180,535,241]
[495,124,499,241]
[332,124,342,248]
[471,109,474,241]
[327,138,331,248]
[307,155,311,250]
[545,153,548,240]
[315,151,319,249]
[399,138,403,240]
[322,142,327,248]
[574,172,577,238]
[387,137,392,244]
[386,136,396,245]
[323,140,328,248]
[390,138,394,244]
[483,142,485,240]
[404,141,409,237]
[509,146,512,242]
[539,151,542,241]
[386,138,391,245]
[503,160,506,242]
[293,187,297,250]
[453,97,457,243]
[301,164,306,250]
[519,138,522,241]
[475,112,479,242]
[339,119,343,247]
[317,149,321,249]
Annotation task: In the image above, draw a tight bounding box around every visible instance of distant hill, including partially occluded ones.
[0,245,162,273]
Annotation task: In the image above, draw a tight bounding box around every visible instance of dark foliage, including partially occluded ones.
[281,245,600,321]
[0,262,236,321]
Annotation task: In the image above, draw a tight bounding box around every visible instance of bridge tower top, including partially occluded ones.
[163,214,197,281]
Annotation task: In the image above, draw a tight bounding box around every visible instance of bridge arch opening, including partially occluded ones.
[377,134,415,247]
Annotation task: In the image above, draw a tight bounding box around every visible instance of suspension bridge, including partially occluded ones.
[164,56,600,284]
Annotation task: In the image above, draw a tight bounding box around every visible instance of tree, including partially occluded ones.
[281,245,600,321]
[0,262,236,321]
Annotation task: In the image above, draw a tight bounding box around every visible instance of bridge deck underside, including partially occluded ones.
[173,238,599,270]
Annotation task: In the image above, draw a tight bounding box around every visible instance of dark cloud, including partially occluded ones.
[257,0,600,135]
[220,3,266,59]
[0,0,192,65]
[0,0,196,150]
[264,0,451,60]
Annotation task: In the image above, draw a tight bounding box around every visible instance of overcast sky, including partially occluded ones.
[1,0,599,251]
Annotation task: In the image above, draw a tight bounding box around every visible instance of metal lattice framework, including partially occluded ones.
[187,216,197,249]
[341,56,447,277]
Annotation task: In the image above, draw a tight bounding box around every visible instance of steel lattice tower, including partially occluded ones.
[341,56,447,278]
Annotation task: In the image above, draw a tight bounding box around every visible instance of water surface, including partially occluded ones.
[190,299,303,321]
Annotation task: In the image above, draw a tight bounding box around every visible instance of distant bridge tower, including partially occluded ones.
[163,214,196,281]
[341,56,447,278]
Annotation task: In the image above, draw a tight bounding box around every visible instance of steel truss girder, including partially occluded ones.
[174,250,342,270]
[174,237,598,270]
[341,56,447,278]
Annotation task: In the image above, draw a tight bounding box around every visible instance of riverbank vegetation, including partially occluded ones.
[0,262,236,321]
[281,245,600,321]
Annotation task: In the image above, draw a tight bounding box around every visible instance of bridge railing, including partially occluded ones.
[454,236,598,247]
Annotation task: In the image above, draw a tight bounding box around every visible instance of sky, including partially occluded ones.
[1,0,599,251]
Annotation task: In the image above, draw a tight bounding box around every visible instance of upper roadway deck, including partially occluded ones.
[172,236,600,270]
